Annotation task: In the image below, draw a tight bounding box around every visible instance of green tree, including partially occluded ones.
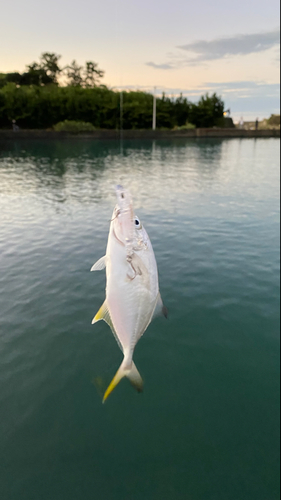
[0,79,225,130]
[65,60,83,87]
[39,52,62,83]
[267,114,280,126]
[190,93,224,128]
[83,61,104,87]
[121,91,153,129]
[156,93,177,128]
[23,63,53,85]
[0,72,21,87]
[173,93,191,126]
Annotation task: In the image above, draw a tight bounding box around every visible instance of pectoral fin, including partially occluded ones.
[90,256,107,271]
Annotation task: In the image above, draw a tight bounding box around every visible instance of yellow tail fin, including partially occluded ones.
[102,359,143,403]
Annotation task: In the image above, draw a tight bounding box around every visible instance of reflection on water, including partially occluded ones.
[0,138,278,215]
[0,138,280,500]
[0,138,223,199]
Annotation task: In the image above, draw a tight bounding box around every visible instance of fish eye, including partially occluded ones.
[135,217,142,229]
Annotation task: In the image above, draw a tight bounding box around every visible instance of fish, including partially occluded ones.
[91,185,167,402]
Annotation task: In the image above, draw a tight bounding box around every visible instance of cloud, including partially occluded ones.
[146,28,280,69]
[202,81,280,94]
[180,80,280,118]
[178,29,280,62]
[167,81,280,119]
[146,62,174,70]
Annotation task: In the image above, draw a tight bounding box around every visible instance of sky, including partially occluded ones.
[0,0,280,121]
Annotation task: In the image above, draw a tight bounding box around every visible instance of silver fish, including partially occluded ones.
[91,185,166,402]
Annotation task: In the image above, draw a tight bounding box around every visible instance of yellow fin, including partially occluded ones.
[92,300,113,327]
[103,367,125,403]
[92,301,122,351]
[102,360,143,403]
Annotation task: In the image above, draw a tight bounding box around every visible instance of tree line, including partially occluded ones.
[0,53,225,129]
[0,53,104,88]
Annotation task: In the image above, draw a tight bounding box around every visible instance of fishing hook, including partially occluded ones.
[126,256,142,280]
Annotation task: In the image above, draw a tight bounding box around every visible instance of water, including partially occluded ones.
[0,138,279,500]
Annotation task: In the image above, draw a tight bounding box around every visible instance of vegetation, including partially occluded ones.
[242,115,280,130]
[0,52,104,88]
[173,122,196,130]
[0,84,225,130]
[0,52,226,130]
[53,120,96,133]
[188,93,224,128]
[267,114,280,127]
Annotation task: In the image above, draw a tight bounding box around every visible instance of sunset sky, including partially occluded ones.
[1,0,280,121]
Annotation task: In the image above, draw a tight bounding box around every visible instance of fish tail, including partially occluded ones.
[102,359,143,403]
[126,361,143,393]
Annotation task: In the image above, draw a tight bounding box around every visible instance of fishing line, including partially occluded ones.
[113,0,124,154]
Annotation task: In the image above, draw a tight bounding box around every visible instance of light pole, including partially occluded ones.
[152,87,156,130]
[120,90,123,142]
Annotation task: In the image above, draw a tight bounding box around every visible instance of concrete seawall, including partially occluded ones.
[0,128,279,141]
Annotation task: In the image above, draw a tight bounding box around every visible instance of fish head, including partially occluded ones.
[110,185,148,253]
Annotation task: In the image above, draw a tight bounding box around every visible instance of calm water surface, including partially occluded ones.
[0,138,280,500]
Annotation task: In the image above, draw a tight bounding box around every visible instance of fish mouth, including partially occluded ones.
[115,185,125,199]
[113,187,135,248]
[115,186,134,217]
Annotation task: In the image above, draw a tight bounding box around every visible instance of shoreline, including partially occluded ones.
[0,128,279,140]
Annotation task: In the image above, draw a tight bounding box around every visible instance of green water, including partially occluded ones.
[0,138,280,500]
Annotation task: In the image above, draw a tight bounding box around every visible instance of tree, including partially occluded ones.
[23,53,61,86]
[65,60,83,87]
[83,61,104,87]
[0,75,226,130]
[174,93,191,126]
[22,62,53,85]
[39,52,62,84]
[1,72,22,86]
[189,93,224,128]
[267,114,280,127]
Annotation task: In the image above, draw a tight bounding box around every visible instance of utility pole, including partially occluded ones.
[120,90,123,142]
[152,87,156,130]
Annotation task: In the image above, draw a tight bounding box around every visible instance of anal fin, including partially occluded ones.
[92,301,122,351]
[92,300,113,329]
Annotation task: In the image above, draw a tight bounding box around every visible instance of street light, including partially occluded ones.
[152,87,156,130]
